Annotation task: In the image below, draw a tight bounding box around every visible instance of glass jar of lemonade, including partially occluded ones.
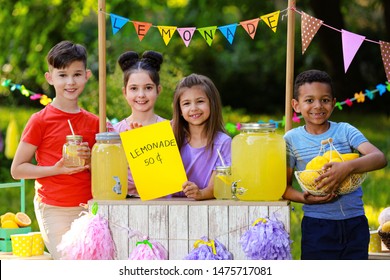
[63,135,85,167]
[213,166,232,200]
[231,123,286,201]
[91,132,128,200]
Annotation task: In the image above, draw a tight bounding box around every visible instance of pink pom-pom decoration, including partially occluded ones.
[184,236,233,260]
[240,217,292,260]
[129,239,168,260]
[57,203,116,260]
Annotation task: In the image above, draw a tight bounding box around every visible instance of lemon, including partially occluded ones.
[15,212,32,227]
[341,153,359,161]
[215,175,229,185]
[323,150,341,162]
[299,171,319,189]
[329,157,343,163]
[381,221,390,233]
[1,212,16,224]
[1,220,19,229]
[306,156,328,170]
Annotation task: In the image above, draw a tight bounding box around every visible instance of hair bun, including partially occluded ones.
[141,51,163,72]
[117,51,139,72]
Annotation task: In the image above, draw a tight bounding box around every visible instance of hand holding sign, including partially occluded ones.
[120,121,187,200]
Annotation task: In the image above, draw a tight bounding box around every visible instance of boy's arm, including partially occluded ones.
[11,141,87,179]
[283,167,335,204]
[315,142,387,193]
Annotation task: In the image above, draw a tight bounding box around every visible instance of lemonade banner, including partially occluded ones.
[104,4,390,81]
[119,121,187,200]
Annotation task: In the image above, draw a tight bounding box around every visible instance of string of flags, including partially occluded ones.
[1,79,52,106]
[224,81,390,135]
[106,5,390,81]
[2,76,388,133]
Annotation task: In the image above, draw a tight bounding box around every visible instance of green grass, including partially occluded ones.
[0,106,389,259]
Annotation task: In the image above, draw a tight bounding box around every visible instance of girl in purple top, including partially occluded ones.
[109,50,165,196]
[172,73,232,200]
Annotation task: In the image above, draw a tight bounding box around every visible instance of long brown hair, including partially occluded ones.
[172,73,226,150]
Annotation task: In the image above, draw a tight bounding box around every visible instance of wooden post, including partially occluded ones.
[284,0,296,132]
[98,0,107,132]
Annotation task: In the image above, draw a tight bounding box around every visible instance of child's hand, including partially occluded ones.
[182,181,203,200]
[77,142,91,160]
[315,161,351,194]
[55,158,89,175]
[129,121,143,129]
[303,191,337,204]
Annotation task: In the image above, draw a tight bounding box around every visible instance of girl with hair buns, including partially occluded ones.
[109,50,165,196]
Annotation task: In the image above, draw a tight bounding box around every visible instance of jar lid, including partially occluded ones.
[95,132,121,141]
[240,122,276,131]
[216,166,231,171]
[66,135,83,141]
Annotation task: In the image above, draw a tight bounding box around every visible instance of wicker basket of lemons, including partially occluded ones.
[295,138,367,196]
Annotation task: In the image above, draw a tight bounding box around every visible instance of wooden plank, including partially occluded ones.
[188,205,208,249]
[108,205,129,260]
[168,205,188,259]
[228,205,248,260]
[88,199,290,260]
[128,205,149,258]
[149,205,169,257]
[208,205,229,250]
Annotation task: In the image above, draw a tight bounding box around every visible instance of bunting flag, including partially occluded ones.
[341,29,366,73]
[260,11,280,33]
[197,26,218,46]
[380,41,390,82]
[177,27,196,47]
[157,26,177,45]
[240,18,260,39]
[218,24,238,44]
[106,7,389,80]
[300,12,323,54]
[110,13,129,35]
[132,21,153,41]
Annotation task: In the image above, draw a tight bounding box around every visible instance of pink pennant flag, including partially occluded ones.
[132,21,153,41]
[341,29,366,73]
[301,12,323,54]
[240,18,260,39]
[380,41,390,82]
[177,27,196,47]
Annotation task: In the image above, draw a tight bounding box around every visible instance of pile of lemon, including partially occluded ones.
[0,212,31,229]
[298,151,362,195]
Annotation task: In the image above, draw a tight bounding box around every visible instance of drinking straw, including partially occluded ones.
[67,119,75,136]
[217,149,226,167]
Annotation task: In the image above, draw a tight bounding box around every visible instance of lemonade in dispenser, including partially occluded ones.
[91,132,128,200]
[231,123,286,201]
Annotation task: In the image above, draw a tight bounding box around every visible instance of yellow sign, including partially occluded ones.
[120,121,187,200]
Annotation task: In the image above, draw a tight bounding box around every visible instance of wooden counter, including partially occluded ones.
[88,198,290,260]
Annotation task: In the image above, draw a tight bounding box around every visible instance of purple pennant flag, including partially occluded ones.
[341,29,366,73]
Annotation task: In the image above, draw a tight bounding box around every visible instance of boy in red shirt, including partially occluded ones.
[11,41,99,259]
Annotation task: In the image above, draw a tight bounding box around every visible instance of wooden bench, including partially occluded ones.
[88,198,290,260]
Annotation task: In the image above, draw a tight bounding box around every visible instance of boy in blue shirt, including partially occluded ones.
[283,69,387,259]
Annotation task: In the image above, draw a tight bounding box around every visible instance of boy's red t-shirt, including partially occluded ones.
[22,105,99,207]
